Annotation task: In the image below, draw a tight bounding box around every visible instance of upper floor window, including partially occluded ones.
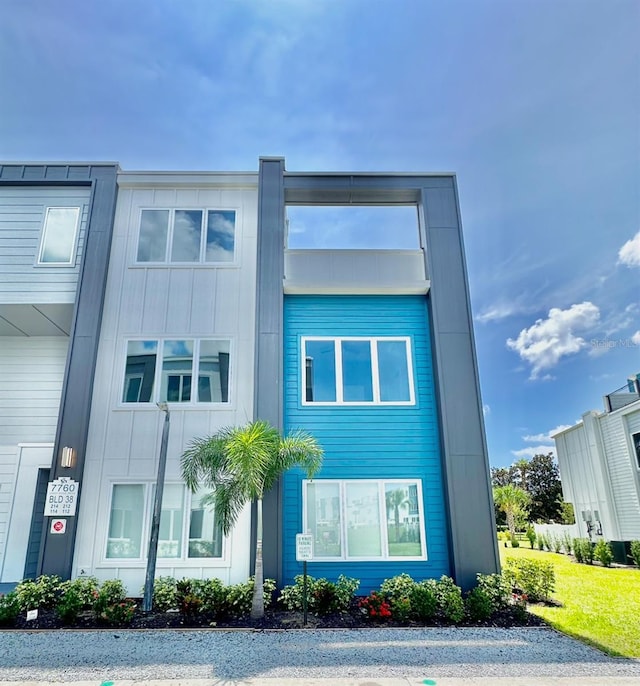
[37,207,80,265]
[122,338,231,405]
[136,209,236,263]
[302,337,415,405]
[303,479,426,561]
[632,432,640,470]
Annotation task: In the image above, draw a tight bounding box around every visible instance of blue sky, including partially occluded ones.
[1,0,638,467]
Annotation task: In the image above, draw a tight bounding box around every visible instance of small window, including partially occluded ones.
[303,479,426,561]
[161,340,194,402]
[137,210,169,262]
[123,341,157,403]
[302,337,414,405]
[136,209,236,264]
[38,207,80,265]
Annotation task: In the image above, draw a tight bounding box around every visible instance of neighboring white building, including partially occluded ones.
[553,375,640,557]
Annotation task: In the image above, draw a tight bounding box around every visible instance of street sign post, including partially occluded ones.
[296,534,314,625]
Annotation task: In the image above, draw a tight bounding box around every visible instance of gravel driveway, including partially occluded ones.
[1,627,639,682]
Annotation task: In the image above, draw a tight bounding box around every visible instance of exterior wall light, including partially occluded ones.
[60,446,76,468]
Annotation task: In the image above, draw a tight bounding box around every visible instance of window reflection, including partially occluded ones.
[39,207,80,264]
[161,340,194,402]
[377,340,410,402]
[171,210,203,262]
[206,210,235,262]
[137,210,169,262]
[341,340,373,402]
[305,340,336,402]
[123,341,157,402]
[198,340,230,402]
[306,481,341,557]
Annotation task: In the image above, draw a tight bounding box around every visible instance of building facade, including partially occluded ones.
[0,158,498,594]
[553,376,640,559]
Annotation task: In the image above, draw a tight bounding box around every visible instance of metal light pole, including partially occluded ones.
[143,402,170,612]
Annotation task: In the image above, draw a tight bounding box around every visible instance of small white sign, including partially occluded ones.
[26,609,38,621]
[296,533,314,561]
[50,518,67,534]
[44,477,78,517]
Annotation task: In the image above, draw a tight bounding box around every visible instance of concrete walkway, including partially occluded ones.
[0,627,639,685]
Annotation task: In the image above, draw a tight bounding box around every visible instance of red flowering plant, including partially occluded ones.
[358,591,392,620]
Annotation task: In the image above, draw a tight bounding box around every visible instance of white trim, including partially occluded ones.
[302,478,427,562]
[301,336,416,406]
[36,206,81,266]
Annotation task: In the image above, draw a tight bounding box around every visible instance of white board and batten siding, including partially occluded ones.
[599,407,640,539]
[75,175,259,593]
[0,186,91,304]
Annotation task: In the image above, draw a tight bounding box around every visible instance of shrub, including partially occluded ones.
[543,534,552,551]
[380,573,416,602]
[594,540,613,567]
[536,534,545,551]
[409,580,437,621]
[199,577,227,618]
[55,587,84,624]
[359,591,392,620]
[476,573,510,612]
[14,575,63,611]
[93,579,135,626]
[390,595,412,622]
[574,538,594,564]
[99,599,137,626]
[434,576,464,624]
[510,536,520,548]
[525,527,536,549]
[465,586,493,621]
[630,540,640,568]
[561,532,573,555]
[0,592,20,626]
[176,579,203,619]
[60,576,99,608]
[151,576,178,612]
[224,577,277,618]
[551,535,563,554]
[279,575,357,615]
[503,558,555,603]
[573,538,584,563]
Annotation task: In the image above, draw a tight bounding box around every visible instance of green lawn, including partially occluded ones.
[501,544,640,658]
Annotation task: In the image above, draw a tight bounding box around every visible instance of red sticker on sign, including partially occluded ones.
[50,519,66,534]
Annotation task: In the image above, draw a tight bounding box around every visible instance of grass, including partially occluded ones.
[500,544,640,658]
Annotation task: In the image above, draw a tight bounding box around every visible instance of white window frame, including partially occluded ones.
[103,482,227,564]
[302,478,427,561]
[134,207,237,265]
[120,337,233,407]
[37,206,81,266]
[301,336,415,406]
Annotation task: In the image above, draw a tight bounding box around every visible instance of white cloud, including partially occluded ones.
[632,331,640,346]
[618,231,640,267]
[523,425,572,443]
[511,445,555,459]
[476,302,520,323]
[482,404,491,416]
[506,302,600,379]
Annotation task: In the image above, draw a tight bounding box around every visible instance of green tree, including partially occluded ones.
[527,453,562,522]
[493,485,531,537]
[181,420,323,618]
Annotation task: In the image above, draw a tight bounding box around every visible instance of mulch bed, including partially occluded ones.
[6,604,545,631]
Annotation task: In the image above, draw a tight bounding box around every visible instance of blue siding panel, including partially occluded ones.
[283,295,450,592]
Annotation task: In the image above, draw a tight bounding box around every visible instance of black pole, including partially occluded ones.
[303,560,308,626]
[143,404,170,612]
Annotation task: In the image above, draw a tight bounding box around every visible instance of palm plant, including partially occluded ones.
[493,484,531,538]
[180,420,323,618]
[385,488,410,543]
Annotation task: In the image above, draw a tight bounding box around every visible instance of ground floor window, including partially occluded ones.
[303,479,426,561]
[106,483,223,560]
